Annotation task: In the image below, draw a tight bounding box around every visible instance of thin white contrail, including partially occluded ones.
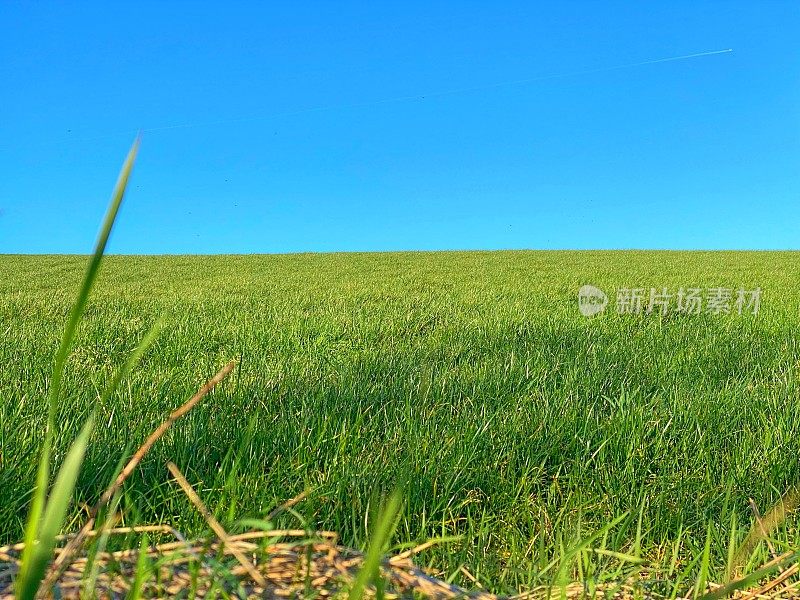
[5,48,733,147]
[140,48,733,134]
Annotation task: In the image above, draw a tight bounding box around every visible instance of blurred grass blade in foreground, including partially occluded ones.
[348,493,402,600]
[15,138,140,600]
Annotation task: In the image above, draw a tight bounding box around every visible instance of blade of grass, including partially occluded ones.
[15,137,139,600]
[348,492,401,600]
[42,320,161,591]
[128,533,152,600]
[14,416,94,600]
[693,523,712,599]
[724,511,738,582]
[47,136,140,426]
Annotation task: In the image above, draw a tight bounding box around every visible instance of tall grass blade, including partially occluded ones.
[15,138,140,600]
[15,417,94,600]
[48,136,140,427]
[348,493,402,600]
[694,523,712,599]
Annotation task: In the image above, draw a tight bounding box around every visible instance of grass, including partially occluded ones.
[2,245,800,594]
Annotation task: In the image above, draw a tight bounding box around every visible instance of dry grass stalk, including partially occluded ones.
[735,490,800,575]
[267,490,310,521]
[750,499,781,565]
[43,361,237,589]
[166,461,268,588]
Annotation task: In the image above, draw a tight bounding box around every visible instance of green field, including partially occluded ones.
[2,251,799,592]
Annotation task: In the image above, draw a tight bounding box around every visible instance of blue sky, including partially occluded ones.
[1,1,798,253]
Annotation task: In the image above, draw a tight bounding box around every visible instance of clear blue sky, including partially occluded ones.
[1,1,798,253]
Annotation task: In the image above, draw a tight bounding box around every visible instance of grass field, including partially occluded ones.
[2,250,800,593]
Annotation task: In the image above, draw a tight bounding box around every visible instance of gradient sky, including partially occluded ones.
[1,1,798,253]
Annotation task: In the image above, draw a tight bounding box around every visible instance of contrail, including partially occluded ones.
[3,48,733,148]
[141,48,733,134]
[629,48,733,64]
